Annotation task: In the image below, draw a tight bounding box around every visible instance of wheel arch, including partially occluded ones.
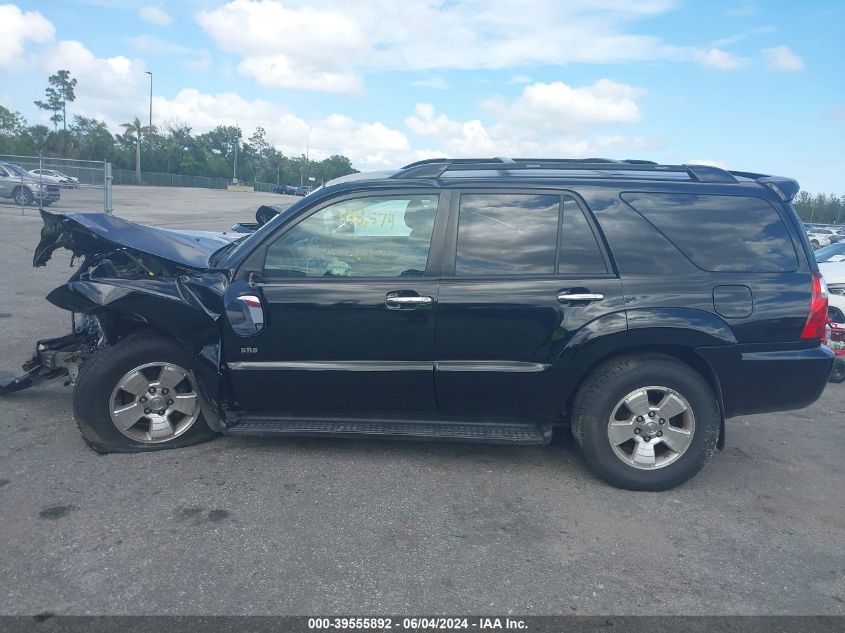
[46,280,229,432]
[560,343,727,450]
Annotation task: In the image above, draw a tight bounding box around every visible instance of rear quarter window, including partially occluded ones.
[621,193,798,273]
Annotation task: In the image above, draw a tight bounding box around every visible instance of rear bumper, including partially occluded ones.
[699,344,834,418]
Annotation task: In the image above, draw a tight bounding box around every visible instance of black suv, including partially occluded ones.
[1,158,833,490]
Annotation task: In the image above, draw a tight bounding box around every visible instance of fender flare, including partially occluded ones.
[551,308,732,448]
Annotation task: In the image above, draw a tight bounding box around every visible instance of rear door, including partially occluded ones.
[434,189,624,418]
[224,189,448,413]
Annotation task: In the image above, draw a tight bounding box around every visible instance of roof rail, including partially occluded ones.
[393,158,738,184]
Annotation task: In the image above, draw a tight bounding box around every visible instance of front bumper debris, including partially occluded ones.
[0,332,90,396]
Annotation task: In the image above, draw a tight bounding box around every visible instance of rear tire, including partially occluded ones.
[571,355,720,491]
[829,358,845,384]
[72,331,218,453]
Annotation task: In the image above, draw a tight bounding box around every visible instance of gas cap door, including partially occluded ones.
[713,285,753,319]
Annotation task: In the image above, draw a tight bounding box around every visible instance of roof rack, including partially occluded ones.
[393,157,738,184]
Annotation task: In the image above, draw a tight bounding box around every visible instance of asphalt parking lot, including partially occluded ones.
[0,187,843,616]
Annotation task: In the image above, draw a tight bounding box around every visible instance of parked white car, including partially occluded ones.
[807,229,833,248]
[819,260,845,321]
[28,169,80,189]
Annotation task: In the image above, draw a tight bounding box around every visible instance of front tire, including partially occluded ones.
[72,331,218,453]
[13,186,34,206]
[571,355,720,491]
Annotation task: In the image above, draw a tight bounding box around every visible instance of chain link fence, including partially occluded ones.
[0,155,112,215]
[111,168,285,193]
[0,155,301,217]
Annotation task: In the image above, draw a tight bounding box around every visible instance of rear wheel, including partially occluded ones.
[572,355,720,490]
[73,331,218,453]
[829,358,845,384]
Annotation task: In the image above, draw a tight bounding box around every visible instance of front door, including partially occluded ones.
[434,190,624,418]
[224,191,447,413]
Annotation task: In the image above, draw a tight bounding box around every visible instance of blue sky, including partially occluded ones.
[1,0,842,193]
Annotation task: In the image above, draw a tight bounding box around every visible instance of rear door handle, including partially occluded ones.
[385,292,434,309]
[557,292,605,303]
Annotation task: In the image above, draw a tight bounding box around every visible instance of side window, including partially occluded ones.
[263,194,438,278]
[456,193,559,275]
[558,198,608,275]
[622,193,798,273]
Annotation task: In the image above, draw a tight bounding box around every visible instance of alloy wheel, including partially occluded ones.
[108,362,200,443]
[606,386,696,470]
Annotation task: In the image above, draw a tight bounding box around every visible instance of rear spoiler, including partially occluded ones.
[729,171,800,203]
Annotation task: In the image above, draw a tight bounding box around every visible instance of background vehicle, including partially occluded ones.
[28,168,80,189]
[0,162,61,206]
[814,242,845,263]
[828,292,845,323]
[0,158,832,491]
[807,229,833,248]
[823,321,845,382]
[273,184,296,195]
[294,185,313,196]
[819,259,845,322]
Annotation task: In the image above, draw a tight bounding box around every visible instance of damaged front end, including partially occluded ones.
[0,210,236,417]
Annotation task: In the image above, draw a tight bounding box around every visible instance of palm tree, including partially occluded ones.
[120,117,151,185]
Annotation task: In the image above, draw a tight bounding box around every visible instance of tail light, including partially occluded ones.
[801,272,829,340]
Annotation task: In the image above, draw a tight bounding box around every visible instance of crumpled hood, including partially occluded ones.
[34,210,238,269]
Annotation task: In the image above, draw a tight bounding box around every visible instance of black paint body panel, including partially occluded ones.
[31,173,833,430]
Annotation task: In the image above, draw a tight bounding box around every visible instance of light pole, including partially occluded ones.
[144,71,152,130]
[300,131,311,187]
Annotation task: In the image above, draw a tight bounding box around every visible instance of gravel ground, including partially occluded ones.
[0,188,843,616]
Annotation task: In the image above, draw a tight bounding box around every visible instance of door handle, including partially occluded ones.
[385,293,434,309]
[557,292,605,303]
[386,295,433,305]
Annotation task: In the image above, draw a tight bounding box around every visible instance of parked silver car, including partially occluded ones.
[0,162,61,206]
[29,168,80,189]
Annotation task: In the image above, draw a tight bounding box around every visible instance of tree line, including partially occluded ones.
[0,70,357,186]
[792,191,845,225]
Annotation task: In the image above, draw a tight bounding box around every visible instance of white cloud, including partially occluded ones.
[0,4,55,67]
[37,40,148,125]
[197,0,368,93]
[696,48,746,70]
[410,77,448,90]
[151,89,411,169]
[763,45,804,72]
[145,87,656,171]
[404,78,654,160]
[139,5,172,27]
[195,0,692,93]
[238,55,362,93]
[484,79,645,131]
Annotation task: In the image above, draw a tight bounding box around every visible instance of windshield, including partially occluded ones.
[212,198,312,268]
[814,242,845,262]
[3,163,28,177]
